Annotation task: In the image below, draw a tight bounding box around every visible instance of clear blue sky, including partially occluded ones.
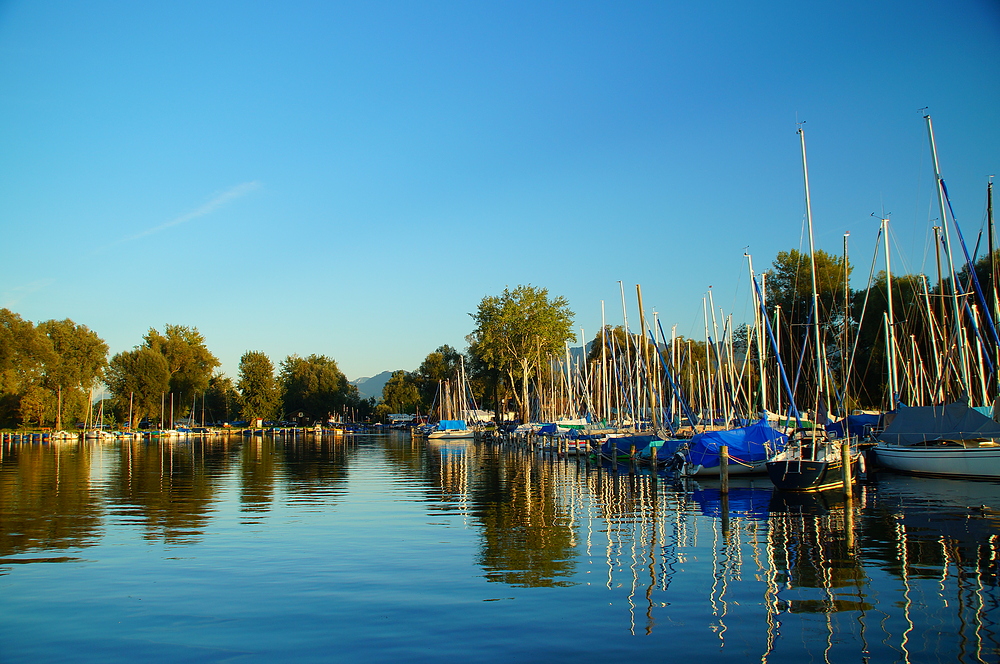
[1,1,998,381]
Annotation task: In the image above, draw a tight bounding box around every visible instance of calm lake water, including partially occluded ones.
[1,432,997,663]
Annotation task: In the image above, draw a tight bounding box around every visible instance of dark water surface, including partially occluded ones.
[1,432,997,663]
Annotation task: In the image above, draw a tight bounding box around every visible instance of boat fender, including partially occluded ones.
[857,453,866,475]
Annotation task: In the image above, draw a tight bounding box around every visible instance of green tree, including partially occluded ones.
[142,325,220,414]
[414,345,462,408]
[468,285,574,422]
[0,309,57,427]
[105,347,171,428]
[380,370,421,414]
[203,373,239,424]
[464,337,501,417]
[237,351,280,422]
[765,249,850,406]
[37,319,108,428]
[279,354,352,421]
[18,384,51,427]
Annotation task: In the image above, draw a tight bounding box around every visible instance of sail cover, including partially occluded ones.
[687,419,787,468]
[878,400,1000,445]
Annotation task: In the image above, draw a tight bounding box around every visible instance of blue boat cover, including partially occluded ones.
[538,423,559,435]
[600,434,658,457]
[686,420,787,468]
[437,420,467,430]
[826,413,881,439]
[878,399,1000,445]
[636,438,685,460]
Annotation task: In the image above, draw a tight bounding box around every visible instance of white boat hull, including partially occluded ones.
[428,429,475,440]
[874,444,1000,479]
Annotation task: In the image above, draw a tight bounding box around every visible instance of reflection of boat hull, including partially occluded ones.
[768,487,846,514]
[873,444,1000,479]
[766,457,857,492]
[685,459,768,477]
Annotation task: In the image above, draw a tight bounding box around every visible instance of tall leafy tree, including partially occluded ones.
[464,337,501,416]
[237,351,281,422]
[380,370,421,414]
[468,285,574,422]
[203,373,239,424]
[38,319,108,428]
[414,345,462,409]
[105,348,171,428]
[0,309,56,427]
[765,249,850,406]
[143,325,220,414]
[279,354,352,421]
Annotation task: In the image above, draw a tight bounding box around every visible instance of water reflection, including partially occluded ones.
[0,435,997,661]
[415,439,578,587]
[108,439,233,543]
[470,446,577,587]
[0,442,103,562]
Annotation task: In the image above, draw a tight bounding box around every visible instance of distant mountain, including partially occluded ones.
[351,371,395,400]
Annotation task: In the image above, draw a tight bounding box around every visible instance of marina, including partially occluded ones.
[2,431,997,662]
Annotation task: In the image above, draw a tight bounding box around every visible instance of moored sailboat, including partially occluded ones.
[764,125,862,492]
[874,399,1000,479]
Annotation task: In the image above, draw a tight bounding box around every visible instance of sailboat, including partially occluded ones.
[875,398,1000,478]
[871,118,1000,479]
[679,418,788,476]
[428,361,476,440]
[765,126,861,492]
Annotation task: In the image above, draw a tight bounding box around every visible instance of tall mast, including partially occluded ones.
[989,178,998,384]
[882,216,899,405]
[925,113,970,395]
[601,300,611,422]
[799,126,825,422]
[636,284,657,430]
[989,178,996,314]
[746,252,768,416]
[841,233,850,413]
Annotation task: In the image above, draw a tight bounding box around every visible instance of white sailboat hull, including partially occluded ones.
[874,444,1000,479]
[428,429,475,440]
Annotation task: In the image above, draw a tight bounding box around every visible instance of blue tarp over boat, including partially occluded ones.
[600,434,658,458]
[686,420,787,469]
[437,420,468,431]
[878,399,1000,445]
[826,413,881,439]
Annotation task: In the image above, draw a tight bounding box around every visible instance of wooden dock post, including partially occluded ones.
[720,444,729,494]
[840,439,852,496]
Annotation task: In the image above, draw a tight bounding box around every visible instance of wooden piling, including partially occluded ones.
[840,439,852,497]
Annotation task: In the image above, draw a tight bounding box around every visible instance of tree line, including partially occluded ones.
[0,312,373,429]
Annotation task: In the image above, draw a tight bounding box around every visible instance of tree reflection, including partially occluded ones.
[239,436,276,515]
[106,439,233,544]
[471,448,577,588]
[0,442,103,558]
